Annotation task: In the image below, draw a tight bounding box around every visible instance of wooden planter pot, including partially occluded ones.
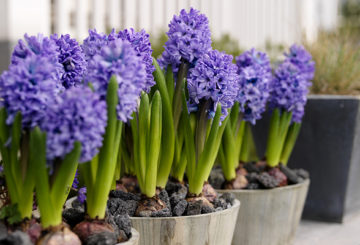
[120,228,139,245]
[217,180,309,245]
[253,95,360,222]
[130,199,240,245]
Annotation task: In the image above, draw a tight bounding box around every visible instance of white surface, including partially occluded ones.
[0,0,340,48]
[295,212,360,245]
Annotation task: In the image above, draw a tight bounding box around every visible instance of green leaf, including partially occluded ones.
[138,93,150,182]
[50,142,81,211]
[144,91,162,197]
[0,204,22,224]
[153,58,175,188]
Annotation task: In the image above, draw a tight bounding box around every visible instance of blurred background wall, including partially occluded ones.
[0,0,341,72]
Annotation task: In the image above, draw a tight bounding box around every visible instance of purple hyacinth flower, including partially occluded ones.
[159,8,212,71]
[77,187,87,203]
[0,55,59,128]
[269,61,312,123]
[187,49,240,120]
[51,34,86,88]
[236,49,272,124]
[42,87,107,163]
[11,34,64,85]
[118,28,155,92]
[85,38,147,122]
[81,29,118,62]
[284,44,315,81]
[72,170,80,189]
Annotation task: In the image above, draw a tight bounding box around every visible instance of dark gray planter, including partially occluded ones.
[252,95,360,223]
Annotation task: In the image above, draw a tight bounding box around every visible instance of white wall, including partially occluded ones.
[0,0,340,49]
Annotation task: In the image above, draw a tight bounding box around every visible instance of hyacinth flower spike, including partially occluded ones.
[30,87,106,229]
[218,49,272,183]
[266,44,314,167]
[80,33,147,220]
[181,49,239,196]
[158,8,212,184]
[0,34,64,222]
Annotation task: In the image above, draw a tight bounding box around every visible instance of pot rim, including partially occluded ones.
[216,179,310,194]
[130,199,240,221]
[308,94,360,100]
[118,228,139,244]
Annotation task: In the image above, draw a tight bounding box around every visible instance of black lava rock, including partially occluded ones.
[113,214,132,238]
[165,181,184,196]
[0,231,33,245]
[169,186,187,207]
[62,208,85,228]
[109,190,141,201]
[172,200,187,216]
[85,232,117,245]
[0,221,7,239]
[150,208,171,217]
[201,205,215,214]
[208,167,225,189]
[219,192,235,205]
[159,189,171,211]
[71,198,85,212]
[258,172,279,189]
[246,172,260,183]
[213,197,227,210]
[186,201,202,216]
[294,168,310,180]
[246,182,260,190]
[107,198,138,216]
[279,164,300,184]
[243,162,260,173]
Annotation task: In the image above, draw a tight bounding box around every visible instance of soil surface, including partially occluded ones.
[108,180,235,218]
[209,163,309,190]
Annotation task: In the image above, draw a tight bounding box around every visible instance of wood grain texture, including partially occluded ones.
[217,179,310,245]
[130,199,240,245]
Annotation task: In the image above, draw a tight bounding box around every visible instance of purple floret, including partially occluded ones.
[51,34,86,88]
[284,44,315,81]
[81,29,118,61]
[11,34,64,85]
[85,38,147,122]
[269,61,312,123]
[77,187,87,203]
[118,28,155,92]
[187,49,240,120]
[0,55,59,128]
[158,8,212,71]
[42,87,107,163]
[235,49,272,124]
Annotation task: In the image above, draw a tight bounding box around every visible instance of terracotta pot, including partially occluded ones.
[217,179,309,245]
[130,199,240,245]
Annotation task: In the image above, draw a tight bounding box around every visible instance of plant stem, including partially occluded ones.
[280,122,301,165]
[87,76,119,219]
[173,62,188,132]
[153,59,175,188]
[144,91,162,197]
[265,109,292,167]
[195,101,210,161]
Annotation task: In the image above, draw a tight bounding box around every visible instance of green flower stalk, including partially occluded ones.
[130,91,162,198]
[0,111,35,221]
[152,60,175,188]
[80,78,122,219]
[265,109,293,167]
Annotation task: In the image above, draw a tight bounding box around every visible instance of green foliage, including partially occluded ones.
[0,204,22,225]
[306,30,360,95]
[212,34,243,59]
[150,31,168,59]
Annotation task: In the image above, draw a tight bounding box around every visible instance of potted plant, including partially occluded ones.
[0,33,140,244]
[211,45,312,245]
[254,31,360,222]
[105,9,240,245]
